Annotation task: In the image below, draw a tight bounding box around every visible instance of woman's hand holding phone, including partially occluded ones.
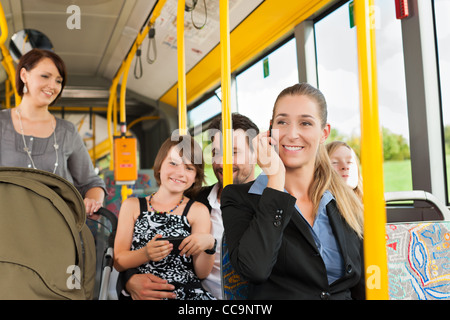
[252,129,285,191]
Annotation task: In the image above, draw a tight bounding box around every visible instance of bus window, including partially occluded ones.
[188,89,222,129]
[434,0,450,203]
[236,38,298,132]
[315,0,412,193]
[188,89,222,186]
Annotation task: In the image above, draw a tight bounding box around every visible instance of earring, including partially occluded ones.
[23,83,28,94]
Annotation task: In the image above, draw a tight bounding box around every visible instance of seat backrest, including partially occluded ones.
[0,167,96,299]
[103,169,157,214]
[386,221,450,300]
[385,190,450,223]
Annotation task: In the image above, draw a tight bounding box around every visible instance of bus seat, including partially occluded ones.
[100,169,157,299]
[103,169,158,214]
[385,191,450,300]
[221,233,248,300]
[385,190,450,223]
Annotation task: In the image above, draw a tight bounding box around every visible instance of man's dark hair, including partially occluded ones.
[207,113,259,148]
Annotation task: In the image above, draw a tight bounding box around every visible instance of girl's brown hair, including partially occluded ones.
[16,48,67,105]
[272,83,364,238]
[153,135,205,197]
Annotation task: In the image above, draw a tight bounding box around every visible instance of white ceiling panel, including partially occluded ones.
[0,0,264,110]
[124,0,264,102]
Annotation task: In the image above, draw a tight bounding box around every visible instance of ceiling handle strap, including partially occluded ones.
[146,27,157,64]
[134,48,143,79]
[191,0,207,30]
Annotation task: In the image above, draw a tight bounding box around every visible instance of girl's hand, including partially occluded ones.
[145,234,173,261]
[178,233,214,257]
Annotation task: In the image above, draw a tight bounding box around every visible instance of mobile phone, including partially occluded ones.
[269,122,275,148]
[157,236,186,253]
[268,122,279,153]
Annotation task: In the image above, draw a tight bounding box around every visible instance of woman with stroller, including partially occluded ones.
[0,48,106,216]
[114,135,216,300]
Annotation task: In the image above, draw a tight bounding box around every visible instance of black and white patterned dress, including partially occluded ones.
[131,197,215,300]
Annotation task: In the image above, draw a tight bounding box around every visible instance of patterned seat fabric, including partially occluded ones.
[386,221,450,300]
[221,234,249,300]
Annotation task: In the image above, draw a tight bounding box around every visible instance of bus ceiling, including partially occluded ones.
[0,0,336,115]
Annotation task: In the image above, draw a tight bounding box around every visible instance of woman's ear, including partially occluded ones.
[19,67,28,84]
[320,123,331,144]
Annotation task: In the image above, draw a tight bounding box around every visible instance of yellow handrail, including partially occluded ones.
[0,1,20,106]
[107,0,168,169]
[354,0,389,300]
[177,0,187,135]
[5,79,11,108]
[220,0,233,188]
[49,106,108,112]
[160,0,331,108]
[0,1,7,46]
[107,74,120,170]
[88,138,111,161]
[127,115,160,131]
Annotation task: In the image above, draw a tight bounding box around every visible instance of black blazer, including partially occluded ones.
[221,181,365,300]
[195,185,215,211]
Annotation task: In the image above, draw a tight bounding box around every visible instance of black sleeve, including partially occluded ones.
[221,184,296,283]
[116,268,139,299]
[351,239,366,300]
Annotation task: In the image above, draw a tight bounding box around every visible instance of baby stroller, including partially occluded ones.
[0,167,115,299]
[88,207,118,300]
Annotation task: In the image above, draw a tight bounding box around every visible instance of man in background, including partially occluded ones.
[117,113,259,300]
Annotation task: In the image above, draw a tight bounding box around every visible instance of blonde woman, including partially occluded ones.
[326,141,363,201]
[221,83,364,300]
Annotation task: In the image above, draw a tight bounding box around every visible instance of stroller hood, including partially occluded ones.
[0,167,96,299]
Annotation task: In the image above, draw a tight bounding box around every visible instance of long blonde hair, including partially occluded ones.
[272,83,364,238]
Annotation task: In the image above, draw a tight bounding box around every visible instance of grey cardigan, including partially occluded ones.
[0,108,106,197]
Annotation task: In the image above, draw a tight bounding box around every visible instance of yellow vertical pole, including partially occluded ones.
[119,58,134,127]
[107,75,120,170]
[118,55,133,201]
[177,0,188,135]
[354,0,389,300]
[0,0,20,105]
[121,185,133,201]
[220,0,233,188]
[5,79,10,109]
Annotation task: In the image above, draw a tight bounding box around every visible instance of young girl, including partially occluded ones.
[114,135,216,300]
[326,141,363,201]
[221,83,365,299]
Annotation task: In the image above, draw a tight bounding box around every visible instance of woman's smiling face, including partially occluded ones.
[272,94,330,170]
[21,57,63,106]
